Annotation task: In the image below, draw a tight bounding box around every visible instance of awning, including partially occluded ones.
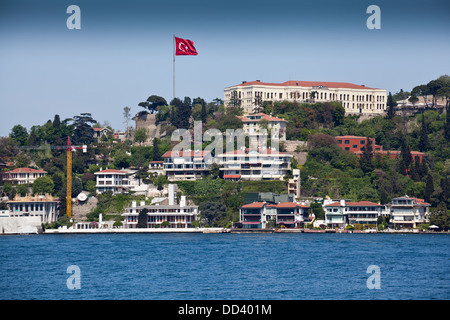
[242,221,261,224]
[224,175,241,179]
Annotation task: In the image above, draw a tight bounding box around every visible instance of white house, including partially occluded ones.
[95,168,130,194]
[388,195,430,229]
[216,147,292,181]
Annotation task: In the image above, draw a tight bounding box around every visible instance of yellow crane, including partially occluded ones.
[16,137,87,218]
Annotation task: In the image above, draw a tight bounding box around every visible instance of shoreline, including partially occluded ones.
[16,227,448,235]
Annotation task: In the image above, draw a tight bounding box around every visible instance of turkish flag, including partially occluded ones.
[175,36,198,56]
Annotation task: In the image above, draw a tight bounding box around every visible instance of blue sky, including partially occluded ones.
[1,0,449,137]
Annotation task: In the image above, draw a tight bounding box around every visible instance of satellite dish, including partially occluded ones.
[77,193,87,202]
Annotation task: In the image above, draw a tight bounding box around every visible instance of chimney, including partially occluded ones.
[180,196,186,208]
[140,201,145,206]
[340,199,345,206]
[169,184,175,206]
[132,201,136,208]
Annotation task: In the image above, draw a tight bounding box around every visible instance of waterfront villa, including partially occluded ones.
[122,184,199,228]
[387,195,430,229]
[224,80,387,115]
[324,199,383,229]
[6,193,59,224]
[216,147,292,181]
[239,201,309,229]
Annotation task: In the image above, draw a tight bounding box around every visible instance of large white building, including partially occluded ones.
[224,80,387,115]
[216,147,292,181]
[122,185,199,228]
[95,168,130,194]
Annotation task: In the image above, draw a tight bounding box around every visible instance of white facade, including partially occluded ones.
[224,80,387,115]
[388,196,430,229]
[238,113,287,141]
[217,147,292,181]
[324,199,382,229]
[162,150,212,181]
[95,168,129,194]
[3,168,47,185]
[6,194,59,224]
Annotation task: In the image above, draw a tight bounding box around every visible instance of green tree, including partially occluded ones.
[199,200,227,226]
[72,113,97,145]
[424,173,434,204]
[134,128,148,145]
[419,113,428,152]
[32,176,55,195]
[152,138,161,161]
[386,92,397,119]
[10,125,29,146]
[138,95,167,114]
[137,208,148,228]
[359,137,374,174]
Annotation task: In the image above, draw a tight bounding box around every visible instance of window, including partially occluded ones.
[352,145,357,149]
[344,140,350,144]
[360,140,366,144]
[337,140,342,144]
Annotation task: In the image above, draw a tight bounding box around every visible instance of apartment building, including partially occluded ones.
[388,195,430,229]
[122,185,199,228]
[95,168,130,194]
[3,168,47,185]
[239,201,309,229]
[237,112,287,141]
[335,135,427,163]
[162,150,212,181]
[324,199,383,229]
[224,80,387,115]
[216,147,292,181]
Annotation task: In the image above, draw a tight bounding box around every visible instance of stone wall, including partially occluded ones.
[133,112,162,145]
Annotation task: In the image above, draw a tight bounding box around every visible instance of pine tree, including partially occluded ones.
[386,92,397,119]
[152,137,161,161]
[424,174,434,204]
[359,137,374,174]
[419,113,428,152]
[400,135,412,175]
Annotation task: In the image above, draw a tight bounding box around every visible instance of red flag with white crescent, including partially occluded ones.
[175,36,198,56]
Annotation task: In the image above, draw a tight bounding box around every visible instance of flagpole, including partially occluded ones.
[173,35,175,100]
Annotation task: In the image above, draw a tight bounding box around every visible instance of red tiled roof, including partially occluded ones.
[227,80,377,90]
[241,202,265,209]
[94,169,128,174]
[276,202,309,208]
[238,113,287,123]
[162,150,211,158]
[5,168,47,174]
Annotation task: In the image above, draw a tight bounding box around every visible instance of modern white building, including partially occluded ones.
[2,167,47,185]
[162,150,212,181]
[239,201,309,229]
[388,195,430,229]
[224,80,387,115]
[216,147,292,181]
[95,168,130,194]
[324,199,383,229]
[288,169,301,199]
[122,185,199,228]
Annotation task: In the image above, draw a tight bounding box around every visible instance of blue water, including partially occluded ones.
[0,233,449,300]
